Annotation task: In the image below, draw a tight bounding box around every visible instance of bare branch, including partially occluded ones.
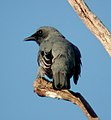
[68,0,111,57]
[33,78,99,120]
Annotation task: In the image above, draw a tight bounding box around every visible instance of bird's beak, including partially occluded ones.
[24,34,36,41]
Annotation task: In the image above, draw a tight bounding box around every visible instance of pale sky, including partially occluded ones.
[0,0,111,120]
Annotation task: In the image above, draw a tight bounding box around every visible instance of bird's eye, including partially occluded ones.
[37,30,43,37]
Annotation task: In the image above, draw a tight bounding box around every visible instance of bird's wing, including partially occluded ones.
[51,41,71,89]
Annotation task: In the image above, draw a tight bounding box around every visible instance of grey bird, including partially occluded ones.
[25,26,82,90]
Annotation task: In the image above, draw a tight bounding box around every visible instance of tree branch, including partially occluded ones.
[33,78,99,120]
[68,0,111,57]
[32,1,110,119]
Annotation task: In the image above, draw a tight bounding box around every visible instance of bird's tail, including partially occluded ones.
[52,71,70,90]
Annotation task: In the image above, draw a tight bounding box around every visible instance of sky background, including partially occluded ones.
[0,0,111,120]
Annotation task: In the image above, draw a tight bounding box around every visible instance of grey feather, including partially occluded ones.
[25,26,82,90]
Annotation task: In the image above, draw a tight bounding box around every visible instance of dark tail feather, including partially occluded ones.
[53,71,70,90]
[73,62,81,85]
[73,75,78,85]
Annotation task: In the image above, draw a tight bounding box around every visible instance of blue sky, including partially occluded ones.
[0,0,111,120]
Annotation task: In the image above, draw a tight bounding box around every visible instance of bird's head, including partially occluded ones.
[24,26,65,45]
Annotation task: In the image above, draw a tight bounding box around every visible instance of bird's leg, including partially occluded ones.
[36,66,50,89]
[37,66,45,78]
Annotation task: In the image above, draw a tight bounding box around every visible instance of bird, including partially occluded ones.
[24,26,82,90]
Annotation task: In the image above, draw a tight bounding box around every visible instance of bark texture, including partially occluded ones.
[68,0,111,57]
[33,78,99,120]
